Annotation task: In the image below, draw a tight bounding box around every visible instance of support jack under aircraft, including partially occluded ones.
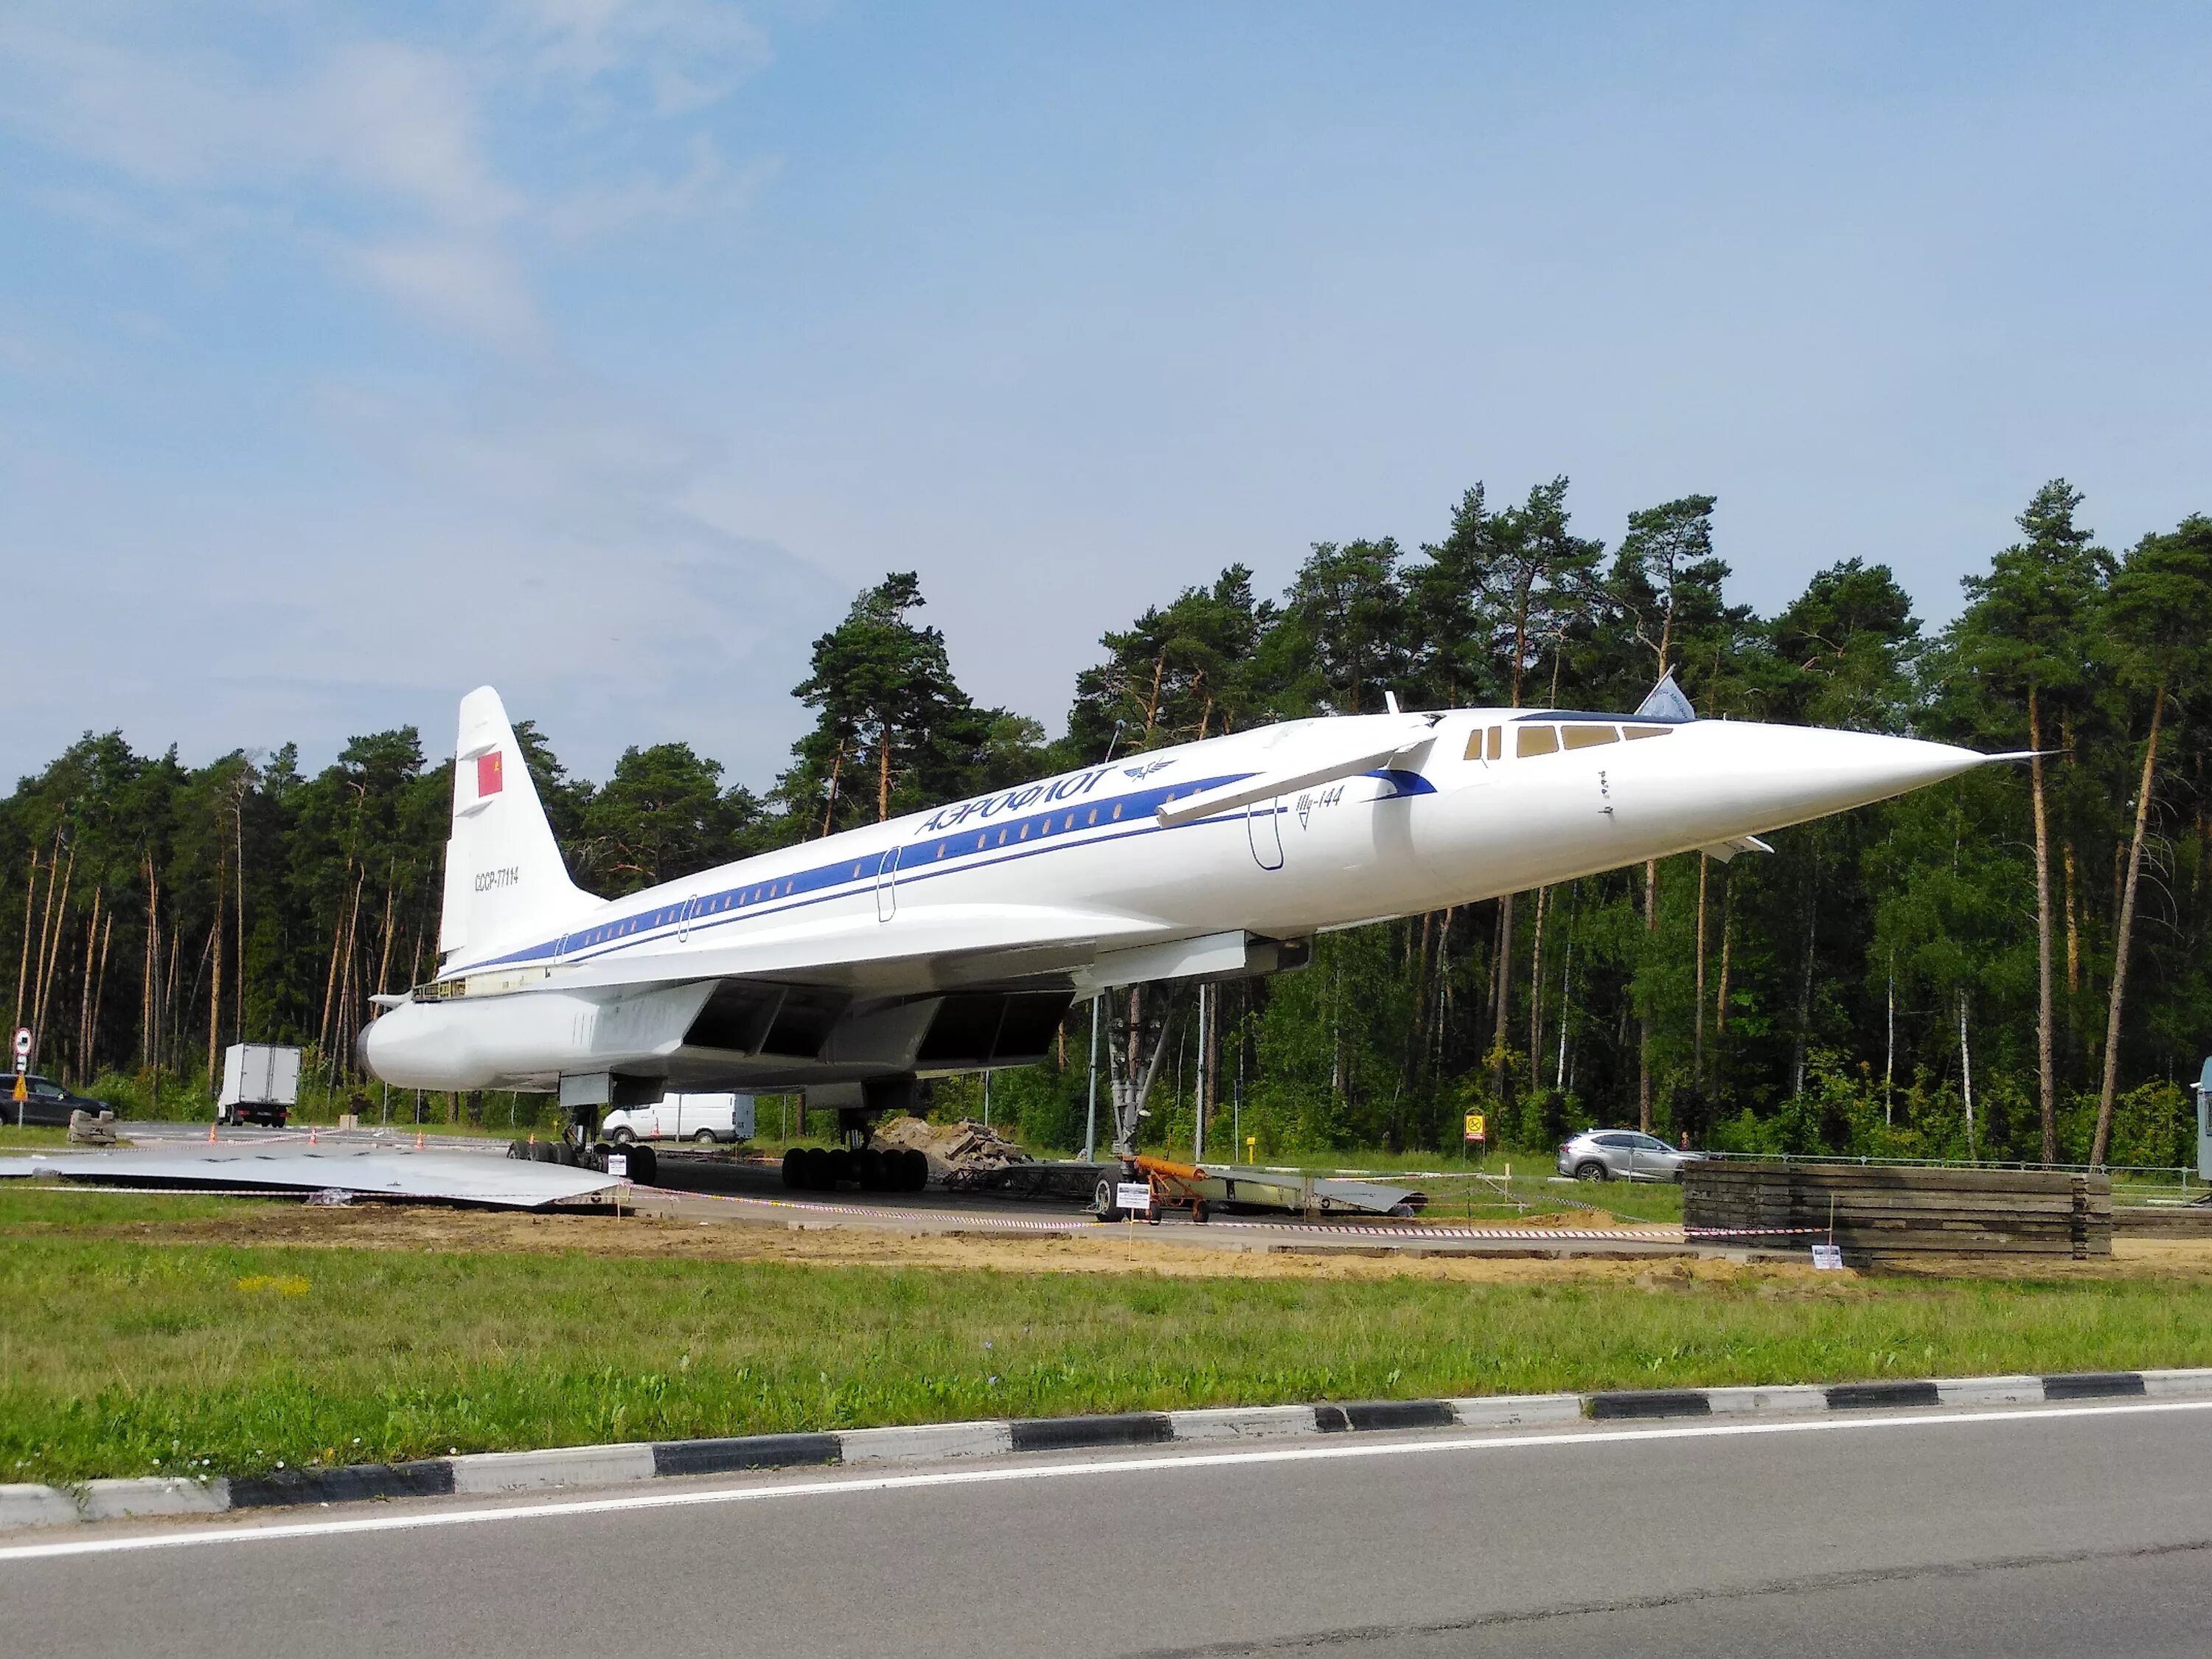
[358,678,2003,1185]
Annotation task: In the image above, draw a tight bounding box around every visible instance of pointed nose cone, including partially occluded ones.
[1728,725,1989,827]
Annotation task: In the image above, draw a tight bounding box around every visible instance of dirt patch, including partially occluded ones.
[12,1200,1851,1287]
[1512,1206,1646,1230]
[31,1194,2212,1286]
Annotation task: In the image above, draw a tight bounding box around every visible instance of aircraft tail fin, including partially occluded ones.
[439,687,591,964]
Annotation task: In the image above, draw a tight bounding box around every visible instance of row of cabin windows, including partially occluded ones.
[575,880,802,947]
[933,801,1120,862]
[1464,723,1676,762]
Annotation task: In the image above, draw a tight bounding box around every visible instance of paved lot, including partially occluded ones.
[52,1125,1696,1258]
[9,1401,2209,1657]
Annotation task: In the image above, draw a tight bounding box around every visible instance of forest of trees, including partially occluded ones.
[9,478,2212,1169]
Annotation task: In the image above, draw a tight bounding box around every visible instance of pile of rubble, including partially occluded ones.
[870,1116,1032,1190]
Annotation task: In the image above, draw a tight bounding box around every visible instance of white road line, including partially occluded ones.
[7,1398,2205,1564]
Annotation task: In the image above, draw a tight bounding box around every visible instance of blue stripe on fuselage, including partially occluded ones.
[449,765,1434,975]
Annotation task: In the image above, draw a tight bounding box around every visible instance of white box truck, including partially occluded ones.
[601,1092,756,1146]
[218,1043,302,1127]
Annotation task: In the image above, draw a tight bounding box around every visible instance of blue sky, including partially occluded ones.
[3,1,2207,790]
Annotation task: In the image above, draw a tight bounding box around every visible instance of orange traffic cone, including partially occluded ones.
[414,1130,425,1150]
[207,1119,218,1143]
[308,1125,319,1145]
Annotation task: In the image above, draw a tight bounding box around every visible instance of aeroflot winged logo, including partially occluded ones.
[914,760,1170,834]
[477,751,504,799]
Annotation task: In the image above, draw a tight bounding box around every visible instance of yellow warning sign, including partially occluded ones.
[1463,1112,1486,1143]
[12,1074,24,1104]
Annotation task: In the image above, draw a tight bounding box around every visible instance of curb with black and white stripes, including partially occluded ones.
[7,1366,2206,1531]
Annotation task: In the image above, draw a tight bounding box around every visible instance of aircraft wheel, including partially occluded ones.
[507,1139,530,1161]
[625,1144,658,1186]
[781,1150,804,1189]
[1191,1200,1209,1223]
[903,1150,931,1192]
[1094,1176,1121,1222]
[827,1149,853,1189]
[858,1150,888,1191]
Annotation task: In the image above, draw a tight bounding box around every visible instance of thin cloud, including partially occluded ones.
[498,0,773,115]
[546,139,779,242]
[345,236,547,351]
[315,41,521,229]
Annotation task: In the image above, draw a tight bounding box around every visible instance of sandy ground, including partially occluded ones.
[18,1196,2212,1287]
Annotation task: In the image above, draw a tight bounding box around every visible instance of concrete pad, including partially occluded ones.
[1935,1375,2044,1408]
[0,1485,79,1528]
[1702,1385,1830,1416]
[838,1421,1014,1461]
[1445,1393,1585,1428]
[1169,1405,1322,1441]
[2140,1368,2212,1398]
[80,1477,229,1520]
[450,1442,657,1495]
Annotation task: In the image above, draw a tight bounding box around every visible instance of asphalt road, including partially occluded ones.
[10,1401,2212,1657]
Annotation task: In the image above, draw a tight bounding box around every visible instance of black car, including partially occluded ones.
[7,1074,116,1128]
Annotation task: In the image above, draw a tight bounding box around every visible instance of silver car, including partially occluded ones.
[1557,1129,1701,1183]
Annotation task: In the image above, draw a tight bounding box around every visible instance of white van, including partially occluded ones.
[601,1093,756,1146]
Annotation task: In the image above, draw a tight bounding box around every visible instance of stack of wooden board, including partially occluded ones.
[1684,1161,2112,1260]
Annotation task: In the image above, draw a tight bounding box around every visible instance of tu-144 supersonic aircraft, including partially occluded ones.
[359,681,2000,1155]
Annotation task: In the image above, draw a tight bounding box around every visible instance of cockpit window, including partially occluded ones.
[1562,725,1618,751]
[1623,725,1673,741]
[1464,725,1506,762]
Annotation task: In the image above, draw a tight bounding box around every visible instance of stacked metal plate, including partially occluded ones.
[0,1145,619,1209]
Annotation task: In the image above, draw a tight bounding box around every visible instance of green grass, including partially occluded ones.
[0,1187,279,1226]
[0,1126,77,1150]
[5,1186,2211,1484]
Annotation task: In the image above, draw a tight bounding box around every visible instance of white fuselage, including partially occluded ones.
[358,708,1982,1093]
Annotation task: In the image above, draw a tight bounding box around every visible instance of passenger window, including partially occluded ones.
[1623,725,1672,741]
[1562,726,1619,751]
[1487,726,1502,761]
[1516,726,1559,758]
